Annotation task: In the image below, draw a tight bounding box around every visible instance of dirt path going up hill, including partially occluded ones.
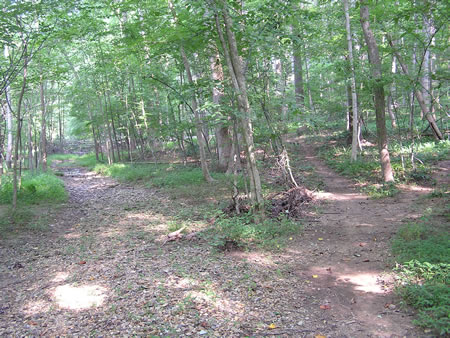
[279,134,433,336]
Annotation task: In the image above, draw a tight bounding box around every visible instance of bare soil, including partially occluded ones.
[0,137,443,337]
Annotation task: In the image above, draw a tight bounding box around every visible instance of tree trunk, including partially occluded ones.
[360,1,394,182]
[167,0,213,182]
[387,53,397,128]
[0,104,4,175]
[13,54,28,209]
[304,56,315,111]
[107,93,121,162]
[210,54,232,172]
[344,0,359,162]
[87,102,99,162]
[40,76,47,172]
[100,96,114,164]
[346,83,353,132]
[387,36,443,140]
[5,86,13,170]
[292,25,305,107]
[215,1,263,207]
[28,112,34,174]
[179,46,214,182]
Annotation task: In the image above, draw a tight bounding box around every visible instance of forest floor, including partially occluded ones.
[0,135,445,337]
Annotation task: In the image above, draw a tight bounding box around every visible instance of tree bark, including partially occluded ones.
[210,54,232,172]
[27,111,34,174]
[215,1,263,207]
[344,0,359,162]
[179,46,214,182]
[168,0,213,182]
[13,53,28,209]
[40,76,47,172]
[387,36,443,140]
[5,86,13,170]
[360,1,394,182]
[292,25,305,107]
[387,52,397,128]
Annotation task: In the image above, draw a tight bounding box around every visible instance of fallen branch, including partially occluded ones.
[162,226,186,245]
[161,227,204,245]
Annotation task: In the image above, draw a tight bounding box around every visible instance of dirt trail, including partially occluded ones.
[282,135,431,336]
[0,141,434,337]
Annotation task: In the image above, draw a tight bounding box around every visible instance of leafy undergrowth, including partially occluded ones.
[320,138,449,197]
[0,172,66,233]
[205,212,302,251]
[392,201,450,335]
[0,172,67,205]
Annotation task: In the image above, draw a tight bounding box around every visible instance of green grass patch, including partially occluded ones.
[0,172,67,205]
[75,153,98,168]
[48,153,78,162]
[0,205,53,233]
[48,153,98,168]
[362,182,399,199]
[0,206,34,232]
[205,212,302,251]
[392,207,450,335]
[90,161,243,205]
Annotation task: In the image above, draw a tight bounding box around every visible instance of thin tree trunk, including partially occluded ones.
[168,0,213,182]
[292,25,305,107]
[387,36,443,140]
[304,56,315,111]
[344,0,359,162]
[387,52,397,128]
[5,86,13,170]
[107,93,121,162]
[28,112,34,174]
[100,96,114,164]
[40,76,47,172]
[216,1,263,207]
[88,102,99,162]
[179,46,214,182]
[360,1,394,182]
[0,104,4,175]
[210,54,232,172]
[13,54,28,209]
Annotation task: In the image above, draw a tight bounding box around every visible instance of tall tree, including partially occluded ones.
[360,0,394,182]
[214,0,263,208]
[343,0,359,162]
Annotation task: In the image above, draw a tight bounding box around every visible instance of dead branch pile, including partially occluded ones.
[270,186,314,219]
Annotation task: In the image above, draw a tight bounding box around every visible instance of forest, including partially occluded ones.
[0,0,449,336]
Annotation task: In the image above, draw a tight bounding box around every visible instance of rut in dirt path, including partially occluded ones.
[283,135,429,337]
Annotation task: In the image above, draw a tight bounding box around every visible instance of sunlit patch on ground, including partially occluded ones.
[186,290,244,317]
[338,272,388,294]
[53,284,107,310]
[52,271,69,283]
[398,184,433,193]
[315,192,367,201]
[166,276,198,290]
[228,251,276,268]
[64,232,82,239]
[126,212,155,221]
